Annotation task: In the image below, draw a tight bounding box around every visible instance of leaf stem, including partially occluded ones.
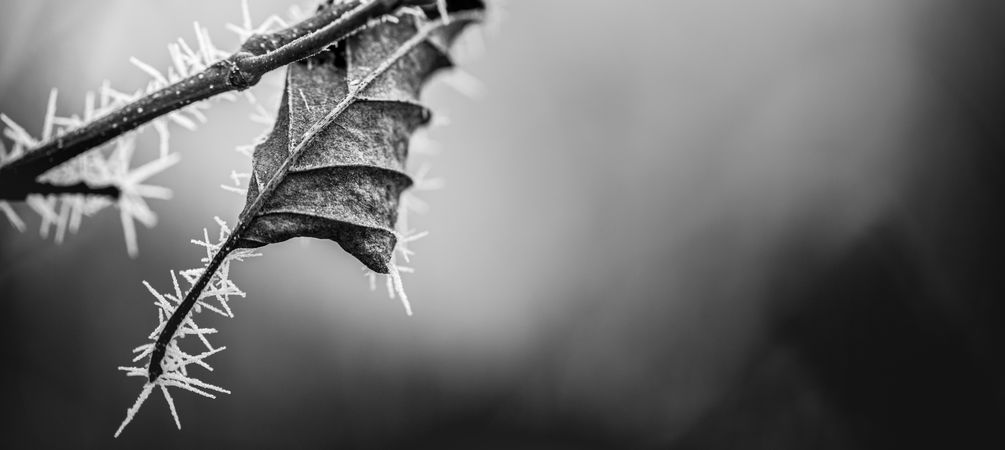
[0,0,425,196]
[148,243,235,381]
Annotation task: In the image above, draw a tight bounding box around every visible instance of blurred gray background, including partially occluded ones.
[2,0,1004,448]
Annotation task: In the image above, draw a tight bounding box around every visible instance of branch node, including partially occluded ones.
[222,56,260,91]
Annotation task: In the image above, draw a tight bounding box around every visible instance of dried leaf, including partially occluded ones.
[236,6,482,273]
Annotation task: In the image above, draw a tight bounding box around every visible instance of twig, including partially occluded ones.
[0,180,119,201]
[0,0,433,197]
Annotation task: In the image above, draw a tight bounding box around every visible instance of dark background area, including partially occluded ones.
[2,0,1004,448]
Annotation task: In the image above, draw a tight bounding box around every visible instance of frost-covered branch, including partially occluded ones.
[0,2,263,250]
[0,0,439,197]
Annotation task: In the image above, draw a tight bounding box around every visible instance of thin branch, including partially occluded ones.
[0,180,119,201]
[0,0,430,193]
[147,8,484,382]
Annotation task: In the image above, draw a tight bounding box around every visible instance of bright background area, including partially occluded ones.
[2,1,1004,448]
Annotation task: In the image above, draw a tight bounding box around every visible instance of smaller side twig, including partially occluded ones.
[0,180,119,201]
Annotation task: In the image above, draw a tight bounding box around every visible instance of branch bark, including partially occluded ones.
[0,0,433,199]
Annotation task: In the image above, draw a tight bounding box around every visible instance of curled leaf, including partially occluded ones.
[236,6,482,273]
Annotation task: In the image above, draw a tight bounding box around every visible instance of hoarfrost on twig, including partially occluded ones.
[115,218,255,437]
